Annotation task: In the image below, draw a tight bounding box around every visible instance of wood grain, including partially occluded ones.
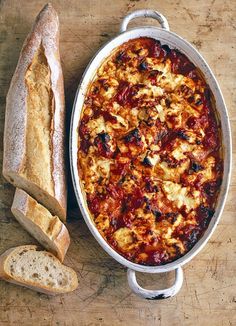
[0,0,235,325]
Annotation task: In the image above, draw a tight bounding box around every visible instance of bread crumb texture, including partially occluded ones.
[24,44,54,195]
[7,247,74,291]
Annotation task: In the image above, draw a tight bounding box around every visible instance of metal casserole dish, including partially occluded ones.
[70,10,232,299]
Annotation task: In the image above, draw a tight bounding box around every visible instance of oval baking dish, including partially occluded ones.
[70,10,232,299]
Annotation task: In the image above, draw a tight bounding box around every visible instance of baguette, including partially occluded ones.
[11,188,70,262]
[2,3,67,221]
[0,245,78,295]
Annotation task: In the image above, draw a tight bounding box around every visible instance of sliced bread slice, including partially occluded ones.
[0,245,78,295]
[11,188,70,262]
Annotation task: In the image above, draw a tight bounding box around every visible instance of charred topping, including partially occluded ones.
[144,197,151,212]
[124,128,142,143]
[121,201,127,213]
[165,212,178,223]
[204,179,222,196]
[191,161,204,172]
[149,70,162,77]
[142,156,153,167]
[161,155,179,168]
[98,78,109,91]
[204,88,211,101]
[156,130,168,142]
[145,179,159,193]
[180,84,193,97]
[177,130,190,140]
[80,139,91,154]
[146,229,154,236]
[98,176,103,185]
[159,129,190,148]
[94,132,111,157]
[165,98,171,107]
[186,116,197,129]
[148,70,162,85]
[139,61,148,71]
[145,117,155,126]
[97,132,110,143]
[175,224,201,250]
[197,205,215,228]
[115,51,130,63]
[161,44,171,54]
[185,228,201,250]
[92,86,99,94]
[195,98,202,106]
[118,175,126,186]
[215,160,223,174]
[187,96,195,104]
[153,210,162,222]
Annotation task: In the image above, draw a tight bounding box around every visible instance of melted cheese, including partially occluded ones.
[87,116,106,138]
[114,228,134,248]
[162,181,201,212]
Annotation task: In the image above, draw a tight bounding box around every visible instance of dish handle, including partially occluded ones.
[120,9,170,33]
[127,267,183,300]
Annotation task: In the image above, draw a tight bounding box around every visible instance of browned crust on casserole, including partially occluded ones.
[78,37,223,265]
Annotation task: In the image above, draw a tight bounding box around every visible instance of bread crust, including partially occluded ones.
[11,188,70,261]
[2,3,67,221]
[0,245,78,295]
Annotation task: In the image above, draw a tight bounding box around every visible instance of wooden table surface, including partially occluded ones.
[0,0,235,325]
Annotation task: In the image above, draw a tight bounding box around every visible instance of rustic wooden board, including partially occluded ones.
[0,0,235,325]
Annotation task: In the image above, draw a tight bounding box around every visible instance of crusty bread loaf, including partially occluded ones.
[11,188,70,262]
[0,245,78,295]
[2,3,67,221]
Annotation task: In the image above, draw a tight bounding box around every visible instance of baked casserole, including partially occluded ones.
[77,37,223,266]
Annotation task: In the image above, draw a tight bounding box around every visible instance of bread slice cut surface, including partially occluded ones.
[11,188,70,262]
[0,245,78,295]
